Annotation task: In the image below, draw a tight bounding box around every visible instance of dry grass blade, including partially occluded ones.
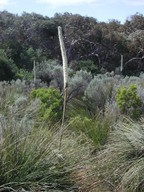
[96,118,144,192]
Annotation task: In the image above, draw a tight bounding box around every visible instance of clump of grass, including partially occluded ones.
[70,114,110,149]
[0,97,95,191]
[68,101,111,150]
[0,123,79,191]
[96,118,144,192]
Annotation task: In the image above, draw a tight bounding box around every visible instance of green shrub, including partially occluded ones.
[16,69,33,80]
[116,84,142,119]
[70,114,110,149]
[30,87,62,122]
[76,60,98,74]
[0,50,18,81]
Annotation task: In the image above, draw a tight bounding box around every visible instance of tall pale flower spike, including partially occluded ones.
[33,60,36,88]
[58,26,68,150]
[58,26,68,89]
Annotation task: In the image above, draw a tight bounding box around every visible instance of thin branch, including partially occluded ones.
[125,57,142,65]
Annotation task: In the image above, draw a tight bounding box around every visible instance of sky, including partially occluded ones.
[0,0,144,23]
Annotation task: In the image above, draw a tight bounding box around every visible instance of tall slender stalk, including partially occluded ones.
[121,54,123,72]
[33,60,36,88]
[58,26,68,150]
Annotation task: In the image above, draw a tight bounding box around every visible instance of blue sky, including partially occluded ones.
[0,0,144,23]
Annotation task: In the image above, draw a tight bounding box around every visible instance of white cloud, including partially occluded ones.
[123,0,144,5]
[0,0,17,8]
[36,0,100,7]
[0,0,9,6]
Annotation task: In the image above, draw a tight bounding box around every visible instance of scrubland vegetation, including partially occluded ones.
[0,11,144,191]
[1,62,144,191]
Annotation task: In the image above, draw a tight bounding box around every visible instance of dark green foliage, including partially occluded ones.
[30,87,62,122]
[20,48,47,70]
[67,98,110,149]
[76,60,98,74]
[0,51,18,81]
[15,69,33,80]
[0,11,143,75]
[0,11,58,71]
[116,84,142,119]
[69,110,110,149]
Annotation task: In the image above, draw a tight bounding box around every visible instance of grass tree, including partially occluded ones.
[58,26,68,149]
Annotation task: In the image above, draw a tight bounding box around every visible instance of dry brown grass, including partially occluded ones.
[72,166,112,192]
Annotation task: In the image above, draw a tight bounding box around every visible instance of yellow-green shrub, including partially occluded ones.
[70,115,110,148]
[30,87,62,122]
[116,84,142,119]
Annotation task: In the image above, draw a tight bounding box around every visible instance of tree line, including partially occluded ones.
[0,11,144,80]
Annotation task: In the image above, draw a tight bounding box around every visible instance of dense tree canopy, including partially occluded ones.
[0,50,18,81]
[0,11,144,80]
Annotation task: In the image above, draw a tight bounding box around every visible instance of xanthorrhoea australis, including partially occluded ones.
[58,26,68,150]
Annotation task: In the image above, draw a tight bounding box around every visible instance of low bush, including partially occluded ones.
[0,50,18,81]
[35,60,73,90]
[84,74,114,114]
[16,69,33,80]
[70,113,110,149]
[116,84,142,119]
[30,87,62,122]
[76,60,98,74]
[68,70,92,101]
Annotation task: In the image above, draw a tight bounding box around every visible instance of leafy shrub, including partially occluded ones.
[16,69,33,80]
[68,70,92,101]
[84,74,114,113]
[36,61,92,100]
[70,114,110,149]
[116,84,142,119]
[0,50,18,81]
[35,60,57,85]
[49,64,64,91]
[36,60,73,90]
[30,87,62,122]
[76,60,98,74]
